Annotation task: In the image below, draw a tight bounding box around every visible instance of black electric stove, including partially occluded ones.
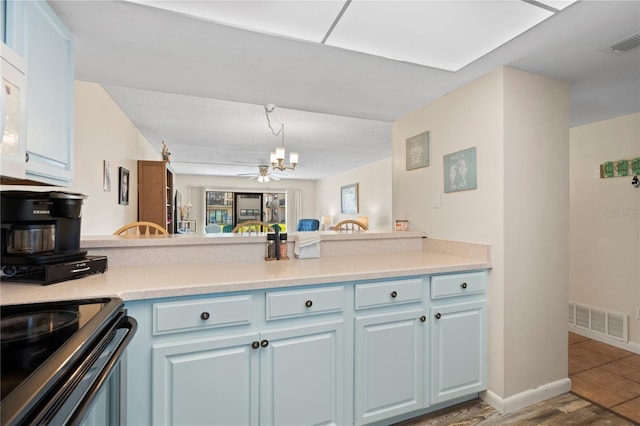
[0,298,137,425]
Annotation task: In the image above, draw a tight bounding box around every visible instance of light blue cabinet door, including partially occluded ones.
[260,320,344,426]
[430,301,486,404]
[152,333,260,426]
[354,309,426,425]
[5,0,73,185]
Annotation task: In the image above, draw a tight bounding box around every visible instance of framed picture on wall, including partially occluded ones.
[341,183,359,214]
[406,131,429,170]
[119,167,130,205]
[443,147,477,193]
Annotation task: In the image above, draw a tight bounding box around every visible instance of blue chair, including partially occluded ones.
[297,219,320,231]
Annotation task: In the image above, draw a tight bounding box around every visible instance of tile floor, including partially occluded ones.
[569,332,640,424]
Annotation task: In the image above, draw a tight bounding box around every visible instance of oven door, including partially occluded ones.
[47,316,137,426]
[1,301,137,426]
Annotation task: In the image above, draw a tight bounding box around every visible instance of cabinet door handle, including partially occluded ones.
[305,300,313,308]
[419,315,426,323]
[434,313,441,320]
[260,339,269,348]
[25,153,29,163]
[461,282,468,289]
[200,312,210,320]
[251,341,260,349]
[390,291,398,298]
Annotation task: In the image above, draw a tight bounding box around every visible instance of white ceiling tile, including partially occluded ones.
[124,0,346,42]
[326,1,553,71]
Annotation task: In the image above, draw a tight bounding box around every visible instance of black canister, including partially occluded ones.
[266,233,277,260]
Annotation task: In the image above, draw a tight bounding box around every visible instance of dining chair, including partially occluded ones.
[205,223,222,233]
[113,221,168,236]
[333,220,368,231]
[296,219,320,231]
[231,220,275,233]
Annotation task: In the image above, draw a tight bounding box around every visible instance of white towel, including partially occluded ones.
[294,231,321,256]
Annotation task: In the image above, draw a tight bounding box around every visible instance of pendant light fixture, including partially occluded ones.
[265,104,298,172]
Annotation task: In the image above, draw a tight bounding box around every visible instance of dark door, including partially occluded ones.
[233,193,263,227]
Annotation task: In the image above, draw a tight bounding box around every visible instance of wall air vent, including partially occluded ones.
[568,301,628,342]
[600,32,640,54]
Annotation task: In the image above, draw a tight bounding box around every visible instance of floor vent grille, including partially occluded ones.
[568,301,628,342]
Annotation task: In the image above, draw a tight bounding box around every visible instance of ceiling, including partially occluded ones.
[49,0,640,181]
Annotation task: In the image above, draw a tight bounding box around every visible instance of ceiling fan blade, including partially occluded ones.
[269,175,281,180]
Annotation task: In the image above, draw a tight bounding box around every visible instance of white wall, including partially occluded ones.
[72,82,161,236]
[316,157,392,230]
[393,67,570,407]
[570,113,640,346]
[174,175,317,233]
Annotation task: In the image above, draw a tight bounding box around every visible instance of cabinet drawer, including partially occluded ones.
[153,295,252,335]
[266,287,343,320]
[431,272,486,299]
[355,278,423,310]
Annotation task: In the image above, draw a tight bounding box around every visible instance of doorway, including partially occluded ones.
[234,193,263,227]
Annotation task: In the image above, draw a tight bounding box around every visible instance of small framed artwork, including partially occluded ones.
[444,147,477,193]
[119,167,130,205]
[103,160,111,192]
[341,183,359,214]
[406,131,429,170]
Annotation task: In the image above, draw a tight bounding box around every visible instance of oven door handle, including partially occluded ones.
[67,316,138,426]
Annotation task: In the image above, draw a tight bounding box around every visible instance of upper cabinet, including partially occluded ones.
[4,0,74,186]
[1,42,27,179]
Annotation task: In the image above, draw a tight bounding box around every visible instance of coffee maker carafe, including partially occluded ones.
[1,191,88,265]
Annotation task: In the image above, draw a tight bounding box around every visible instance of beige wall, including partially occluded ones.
[72,81,160,236]
[315,157,392,230]
[173,175,317,233]
[570,113,640,347]
[393,67,570,408]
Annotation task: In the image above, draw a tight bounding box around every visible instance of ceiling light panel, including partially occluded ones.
[326,0,553,71]
[123,0,346,42]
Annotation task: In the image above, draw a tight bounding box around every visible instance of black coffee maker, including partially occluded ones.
[1,191,88,266]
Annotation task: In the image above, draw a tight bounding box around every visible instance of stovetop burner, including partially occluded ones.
[0,255,108,285]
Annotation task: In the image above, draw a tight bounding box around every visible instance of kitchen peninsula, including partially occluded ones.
[0,232,490,303]
[1,232,492,425]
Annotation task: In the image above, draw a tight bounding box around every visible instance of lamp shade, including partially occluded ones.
[289,151,299,165]
[275,146,285,160]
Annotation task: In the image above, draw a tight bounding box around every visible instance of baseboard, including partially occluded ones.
[480,378,572,414]
[569,325,640,354]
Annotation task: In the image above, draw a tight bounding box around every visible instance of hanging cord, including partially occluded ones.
[264,105,285,144]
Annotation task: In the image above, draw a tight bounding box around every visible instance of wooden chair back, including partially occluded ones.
[333,220,368,231]
[114,221,168,236]
[231,220,275,233]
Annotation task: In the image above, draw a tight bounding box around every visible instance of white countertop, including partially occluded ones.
[0,247,491,306]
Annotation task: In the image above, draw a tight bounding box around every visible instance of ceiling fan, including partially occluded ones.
[237,165,287,183]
